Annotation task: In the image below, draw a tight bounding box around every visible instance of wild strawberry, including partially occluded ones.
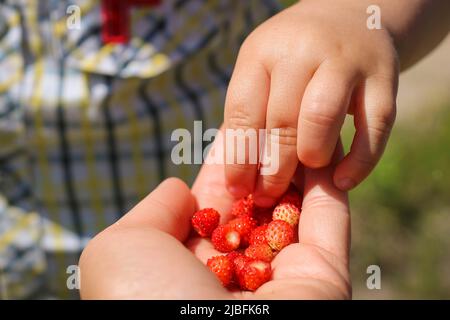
[228,215,257,246]
[226,250,242,262]
[266,220,294,251]
[254,207,273,226]
[230,194,255,217]
[191,208,220,237]
[280,187,302,209]
[245,243,274,262]
[227,251,251,284]
[230,251,250,269]
[211,225,240,252]
[207,255,234,287]
[272,203,300,227]
[237,260,272,291]
[249,225,268,245]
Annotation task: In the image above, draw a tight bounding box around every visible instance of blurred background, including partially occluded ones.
[345,35,450,299]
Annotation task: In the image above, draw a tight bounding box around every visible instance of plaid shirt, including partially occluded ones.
[0,0,280,299]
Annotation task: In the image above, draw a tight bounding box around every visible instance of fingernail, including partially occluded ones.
[254,196,276,207]
[227,185,249,198]
[337,178,356,190]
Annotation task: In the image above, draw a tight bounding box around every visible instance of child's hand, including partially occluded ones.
[224,0,399,206]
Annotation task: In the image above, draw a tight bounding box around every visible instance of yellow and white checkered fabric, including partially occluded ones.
[0,0,280,299]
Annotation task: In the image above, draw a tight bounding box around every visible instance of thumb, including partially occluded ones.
[116,177,196,242]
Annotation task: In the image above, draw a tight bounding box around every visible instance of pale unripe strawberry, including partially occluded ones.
[272,203,300,227]
[266,220,294,251]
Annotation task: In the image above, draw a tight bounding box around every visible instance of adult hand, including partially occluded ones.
[79,134,351,299]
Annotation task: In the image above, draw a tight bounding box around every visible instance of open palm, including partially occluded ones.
[79,134,351,299]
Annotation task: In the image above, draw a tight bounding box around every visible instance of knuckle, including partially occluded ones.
[240,30,258,52]
[303,193,348,212]
[302,110,338,129]
[261,173,290,191]
[367,108,396,138]
[267,125,297,147]
[227,162,254,173]
[301,96,343,129]
[226,107,255,130]
[371,68,397,84]
[238,30,266,60]
[352,152,378,169]
[367,122,390,140]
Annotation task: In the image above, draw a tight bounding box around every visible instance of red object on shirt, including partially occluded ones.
[101,0,161,44]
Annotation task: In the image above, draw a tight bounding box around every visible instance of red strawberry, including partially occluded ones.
[254,207,273,226]
[191,208,220,237]
[231,252,251,270]
[228,215,257,246]
[207,255,234,287]
[272,203,300,227]
[227,250,244,266]
[249,225,268,246]
[230,194,255,217]
[211,225,240,252]
[226,250,243,263]
[266,220,294,251]
[237,260,272,291]
[280,187,302,209]
[245,243,274,262]
[227,251,251,284]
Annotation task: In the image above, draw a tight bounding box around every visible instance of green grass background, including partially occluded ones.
[343,104,450,299]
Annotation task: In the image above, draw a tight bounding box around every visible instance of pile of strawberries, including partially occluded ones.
[191,185,302,291]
